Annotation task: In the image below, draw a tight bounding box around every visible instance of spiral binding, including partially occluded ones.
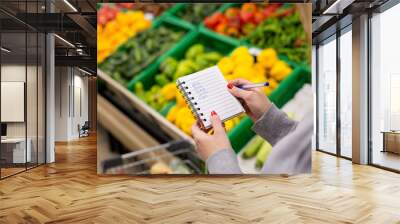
[176,80,207,123]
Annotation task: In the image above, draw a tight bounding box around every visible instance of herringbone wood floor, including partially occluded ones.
[1,135,400,224]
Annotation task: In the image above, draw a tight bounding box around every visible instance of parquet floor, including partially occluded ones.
[1,135,400,223]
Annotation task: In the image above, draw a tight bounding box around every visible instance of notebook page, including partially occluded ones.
[178,66,244,129]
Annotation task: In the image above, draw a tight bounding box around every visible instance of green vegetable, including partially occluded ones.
[202,52,223,62]
[160,57,178,78]
[139,43,224,112]
[246,12,310,64]
[255,141,273,169]
[155,74,169,86]
[185,44,205,59]
[173,60,196,80]
[242,135,265,159]
[194,55,210,70]
[99,26,185,85]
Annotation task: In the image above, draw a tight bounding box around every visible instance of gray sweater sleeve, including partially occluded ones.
[206,104,301,174]
[206,149,242,174]
[252,104,298,145]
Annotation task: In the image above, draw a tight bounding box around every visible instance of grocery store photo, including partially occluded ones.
[97,3,312,175]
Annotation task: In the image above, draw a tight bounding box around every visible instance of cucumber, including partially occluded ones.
[242,135,264,159]
[255,141,273,169]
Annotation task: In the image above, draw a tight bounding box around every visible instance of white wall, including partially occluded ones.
[54,67,89,141]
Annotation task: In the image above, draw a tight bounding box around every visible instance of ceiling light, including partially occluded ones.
[323,0,355,15]
[63,0,78,12]
[54,34,75,48]
[1,47,11,53]
[78,67,93,76]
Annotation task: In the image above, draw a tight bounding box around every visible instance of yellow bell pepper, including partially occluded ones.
[253,63,266,78]
[218,57,235,76]
[176,90,186,107]
[166,106,179,123]
[257,48,278,69]
[231,46,249,60]
[161,83,176,101]
[270,60,292,81]
[268,78,279,89]
[97,10,151,64]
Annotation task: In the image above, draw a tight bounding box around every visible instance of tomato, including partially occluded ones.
[240,10,254,24]
[254,11,265,24]
[204,12,223,29]
[241,3,257,13]
[225,8,240,19]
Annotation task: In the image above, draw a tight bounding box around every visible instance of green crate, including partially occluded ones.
[228,65,311,153]
[101,15,194,88]
[128,27,240,91]
[160,101,176,117]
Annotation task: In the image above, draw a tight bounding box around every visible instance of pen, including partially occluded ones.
[237,82,269,89]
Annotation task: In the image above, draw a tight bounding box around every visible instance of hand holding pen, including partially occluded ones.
[227,79,272,122]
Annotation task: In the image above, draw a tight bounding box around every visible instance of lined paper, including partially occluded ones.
[177,66,244,129]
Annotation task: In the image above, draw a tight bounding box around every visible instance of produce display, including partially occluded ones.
[98,3,311,161]
[241,135,273,169]
[175,4,221,24]
[97,7,151,64]
[99,27,185,85]
[217,46,291,96]
[246,10,309,64]
[204,3,285,38]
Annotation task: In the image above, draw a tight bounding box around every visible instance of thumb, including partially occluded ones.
[192,122,207,140]
[227,82,250,100]
[210,111,225,135]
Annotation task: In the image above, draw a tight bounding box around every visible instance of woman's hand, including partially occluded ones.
[191,111,232,161]
[227,79,272,122]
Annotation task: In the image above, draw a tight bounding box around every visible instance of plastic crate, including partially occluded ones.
[100,15,195,87]
[228,65,311,153]
[122,15,197,90]
[128,27,240,91]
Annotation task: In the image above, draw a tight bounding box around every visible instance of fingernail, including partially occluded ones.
[211,111,217,116]
[227,83,233,89]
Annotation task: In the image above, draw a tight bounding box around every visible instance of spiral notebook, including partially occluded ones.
[176,66,245,129]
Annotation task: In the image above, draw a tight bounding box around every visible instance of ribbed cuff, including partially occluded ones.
[206,149,242,174]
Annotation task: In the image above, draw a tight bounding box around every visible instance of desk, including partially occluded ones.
[381,131,400,155]
[1,138,31,163]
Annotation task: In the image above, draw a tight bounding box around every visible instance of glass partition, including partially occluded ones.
[0,19,28,177]
[317,35,337,154]
[370,3,400,171]
[339,27,352,158]
[0,1,46,179]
